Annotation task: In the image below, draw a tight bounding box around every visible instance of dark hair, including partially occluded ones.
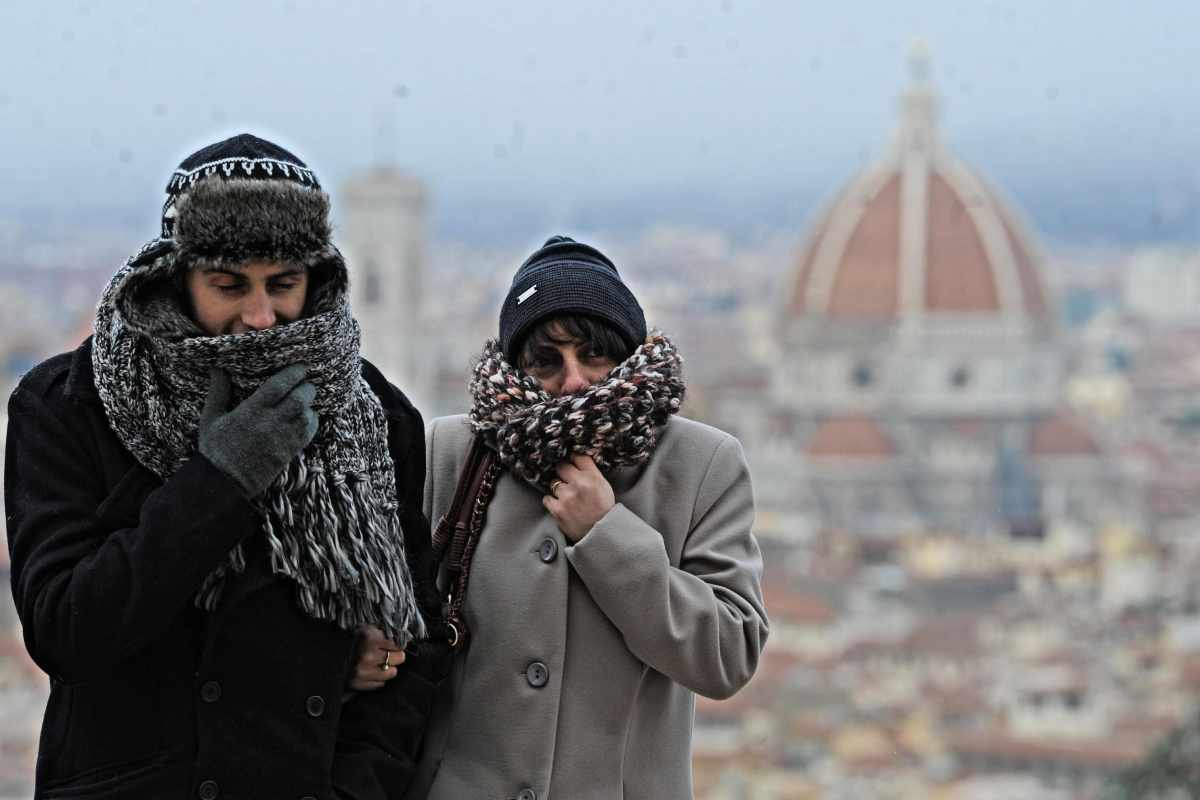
[515,314,633,371]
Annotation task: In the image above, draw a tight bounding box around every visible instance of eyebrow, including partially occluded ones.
[268,268,306,279]
[200,266,306,279]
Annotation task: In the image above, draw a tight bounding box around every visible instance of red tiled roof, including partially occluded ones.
[1177,655,1200,690]
[925,174,999,312]
[1112,715,1182,743]
[901,614,982,658]
[786,165,1051,322]
[806,414,895,459]
[953,731,1146,768]
[923,684,988,717]
[0,635,45,683]
[763,583,838,626]
[1030,411,1100,457]
[788,715,840,742]
[826,176,901,318]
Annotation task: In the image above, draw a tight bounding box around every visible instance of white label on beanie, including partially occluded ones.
[517,284,538,305]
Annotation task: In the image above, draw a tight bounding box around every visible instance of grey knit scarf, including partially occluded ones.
[468,332,686,489]
[91,238,425,645]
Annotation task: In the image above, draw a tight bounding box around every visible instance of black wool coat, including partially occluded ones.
[4,338,447,800]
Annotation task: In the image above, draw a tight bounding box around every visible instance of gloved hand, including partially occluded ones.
[198,364,319,498]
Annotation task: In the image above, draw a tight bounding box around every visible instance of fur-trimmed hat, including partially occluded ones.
[162,133,332,270]
[499,235,647,364]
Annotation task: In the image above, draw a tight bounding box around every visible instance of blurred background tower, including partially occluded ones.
[338,167,431,409]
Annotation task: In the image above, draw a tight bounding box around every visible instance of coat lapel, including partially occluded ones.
[215,552,280,612]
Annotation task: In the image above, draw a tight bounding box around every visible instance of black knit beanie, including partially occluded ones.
[161,133,332,270]
[499,235,647,364]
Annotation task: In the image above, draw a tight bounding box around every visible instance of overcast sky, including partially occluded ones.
[1,0,1197,245]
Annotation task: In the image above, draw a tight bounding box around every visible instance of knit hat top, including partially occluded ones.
[160,133,332,270]
[499,235,647,364]
[161,133,322,238]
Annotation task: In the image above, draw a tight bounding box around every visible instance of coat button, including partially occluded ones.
[538,538,558,563]
[305,695,326,718]
[197,779,219,800]
[200,681,221,703]
[526,661,549,688]
[517,789,537,800]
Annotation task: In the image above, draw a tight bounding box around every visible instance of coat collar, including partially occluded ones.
[64,335,100,402]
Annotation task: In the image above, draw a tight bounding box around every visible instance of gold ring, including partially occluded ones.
[381,650,391,670]
[550,479,564,497]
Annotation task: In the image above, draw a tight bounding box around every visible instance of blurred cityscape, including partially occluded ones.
[2,53,1200,800]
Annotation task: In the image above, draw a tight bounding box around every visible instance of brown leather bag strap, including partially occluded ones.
[432,435,501,650]
[432,437,491,559]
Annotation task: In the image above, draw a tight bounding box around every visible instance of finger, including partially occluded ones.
[572,454,601,473]
[356,658,396,683]
[200,368,231,425]
[355,627,389,676]
[252,364,310,407]
[289,381,317,410]
[352,666,385,688]
[357,662,385,685]
[372,647,404,666]
[349,678,387,692]
[543,495,560,516]
[300,408,319,448]
[358,643,398,666]
[555,460,581,480]
[360,625,387,646]
[360,628,403,652]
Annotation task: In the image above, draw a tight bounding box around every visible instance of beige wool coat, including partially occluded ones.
[406,414,768,800]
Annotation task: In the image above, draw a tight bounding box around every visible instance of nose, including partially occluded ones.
[241,288,277,331]
[559,358,589,395]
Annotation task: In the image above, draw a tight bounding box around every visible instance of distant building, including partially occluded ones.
[759,48,1128,536]
[337,167,431,408]
[1123,248,1200,323]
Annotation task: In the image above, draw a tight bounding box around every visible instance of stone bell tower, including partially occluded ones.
[338,167,430,408]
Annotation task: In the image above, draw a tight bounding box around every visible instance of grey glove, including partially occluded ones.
[198,364,319,499]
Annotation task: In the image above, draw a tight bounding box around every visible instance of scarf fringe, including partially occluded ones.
[195,453,426,644]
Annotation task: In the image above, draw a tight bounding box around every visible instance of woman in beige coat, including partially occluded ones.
[362,236,768,799]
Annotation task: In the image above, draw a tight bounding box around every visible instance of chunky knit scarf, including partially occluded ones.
[468,332,686,488]
[91,239,425,645]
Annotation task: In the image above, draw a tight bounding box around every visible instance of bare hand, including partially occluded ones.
[542,455,615,543]
[349,625,406,692]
